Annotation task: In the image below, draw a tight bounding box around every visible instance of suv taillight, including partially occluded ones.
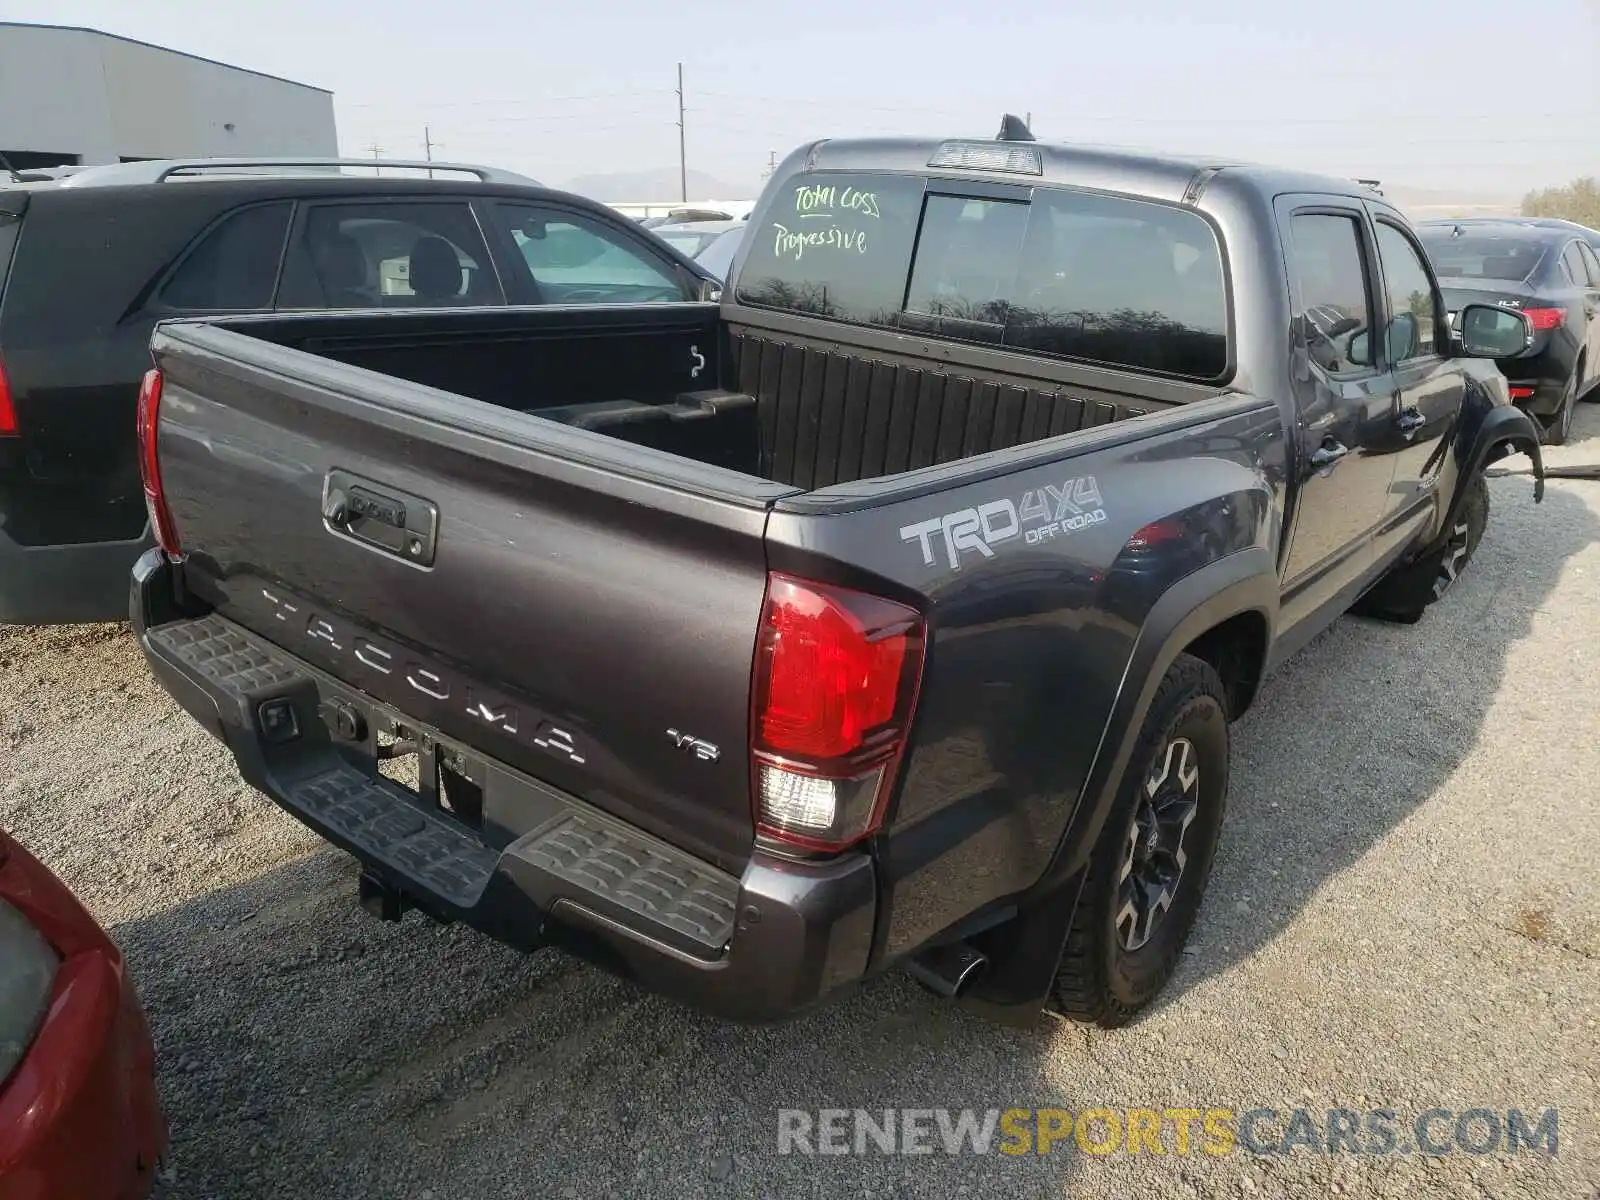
[136,367,181,559]
[750,573,925,853]
[0,359,16,437]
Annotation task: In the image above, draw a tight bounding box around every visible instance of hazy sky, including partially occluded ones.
[4,0,1598,198]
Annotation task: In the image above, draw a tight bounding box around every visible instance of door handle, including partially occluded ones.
[1309,440,1349,472]
[1396,407,1426,436]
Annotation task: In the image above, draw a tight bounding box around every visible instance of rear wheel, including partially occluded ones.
[1050,653,1229,1028]
[1353,472,1490,624]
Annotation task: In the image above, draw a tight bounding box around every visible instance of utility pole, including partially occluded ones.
[366,142,384,177]
[763,149,777,180]
[676,62,687,202]
[1025,111,1032,129]
[423,126,439,179]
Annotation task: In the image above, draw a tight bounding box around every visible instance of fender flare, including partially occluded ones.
[959,547,1279,1025]
[1445,406,1545,538]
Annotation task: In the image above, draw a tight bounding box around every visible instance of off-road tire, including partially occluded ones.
[1353,472,1490,624]
[1050,653,1229,1028]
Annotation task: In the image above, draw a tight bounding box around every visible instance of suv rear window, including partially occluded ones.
[736,171,1230,381]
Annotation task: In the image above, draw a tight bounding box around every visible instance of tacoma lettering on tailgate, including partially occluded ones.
[256,585,590,767]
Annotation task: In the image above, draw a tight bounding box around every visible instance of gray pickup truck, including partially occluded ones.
[132,124,1544,1029]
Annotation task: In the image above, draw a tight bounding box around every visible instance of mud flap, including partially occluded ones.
[955,868,1088,1028]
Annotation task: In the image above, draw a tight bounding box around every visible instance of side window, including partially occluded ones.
[1374,222,1439,362]
[277,202,501,310]
[1005,188,1228,378]
[493,205,688,304]
[1561,242,1592,288]
[1287,214,1376,375]
[159,202,292,310]
[1579,242,1600,287]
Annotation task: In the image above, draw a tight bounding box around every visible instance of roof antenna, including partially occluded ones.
[0,151,22,184]
[996,113,1036,142]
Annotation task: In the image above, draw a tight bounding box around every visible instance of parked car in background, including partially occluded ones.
[692,223,747,282]
[1502,215,1600,255]
[650,217,748,281]
[0,829,165,1198]
[0,156,717,626]
[636,207,733,229]
[651,218,743,260]
[133,127,1543,1031]
[1419,217,1600,444]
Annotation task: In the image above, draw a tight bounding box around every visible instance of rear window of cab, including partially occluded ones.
[734,171,1230,382]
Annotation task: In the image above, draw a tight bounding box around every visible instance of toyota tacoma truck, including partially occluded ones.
[130,122,1545,1028]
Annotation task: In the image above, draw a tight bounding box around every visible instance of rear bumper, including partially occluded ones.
[0,524,152,625]
[130,551,876,1023]
[0,845,166,1200]
[1497,351,1573,418]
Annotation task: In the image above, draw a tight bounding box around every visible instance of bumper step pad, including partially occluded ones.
[148,615,740,942]
[149,615,499,908]
[289,762,498,905]
[521,814,737,950]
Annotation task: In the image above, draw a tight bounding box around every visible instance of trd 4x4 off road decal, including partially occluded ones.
[899,477,1108,571]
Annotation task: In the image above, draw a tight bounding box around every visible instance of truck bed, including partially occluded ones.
[213,303,1209,492]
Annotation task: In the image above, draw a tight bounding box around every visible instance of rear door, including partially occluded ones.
[1571,240,1600,389]
[1275,199,1393,598]
[1367,212,1465,551]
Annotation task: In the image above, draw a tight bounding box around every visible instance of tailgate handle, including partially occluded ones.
[322,469,439,568]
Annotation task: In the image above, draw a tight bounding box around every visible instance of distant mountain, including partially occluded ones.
[561,167,756,203]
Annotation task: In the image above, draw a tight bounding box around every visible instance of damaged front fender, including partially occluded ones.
[1465,405,1546,513]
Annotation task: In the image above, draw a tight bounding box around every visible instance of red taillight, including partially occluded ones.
[0,359,16,437]
[1520,306,1565,332]
[1508,385,1537,400]
[1127,518,1184,551]
[136,367,181,559]
[750,573,925,852]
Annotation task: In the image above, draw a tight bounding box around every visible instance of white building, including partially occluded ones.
[0,22,336,171]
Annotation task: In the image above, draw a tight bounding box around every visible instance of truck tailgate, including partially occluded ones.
[150,324,785,872]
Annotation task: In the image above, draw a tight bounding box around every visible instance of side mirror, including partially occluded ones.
[1385,312,1418,362]
[1457,303,1533,358]
[1348,330,1372,367]
[697,276,722,303]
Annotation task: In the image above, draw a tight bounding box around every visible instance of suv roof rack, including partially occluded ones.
[55,157,541,189]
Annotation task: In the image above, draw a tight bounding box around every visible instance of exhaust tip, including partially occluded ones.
[907,941,989,999]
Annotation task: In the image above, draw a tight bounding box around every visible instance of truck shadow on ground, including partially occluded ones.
[122,842,1088,1199]
[1156,474,1598,1010]
[119,473,1598,1200]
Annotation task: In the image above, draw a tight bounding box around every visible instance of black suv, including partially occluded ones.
[0,157,717,624]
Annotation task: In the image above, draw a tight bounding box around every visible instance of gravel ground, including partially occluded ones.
[3,409,1599,1199]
